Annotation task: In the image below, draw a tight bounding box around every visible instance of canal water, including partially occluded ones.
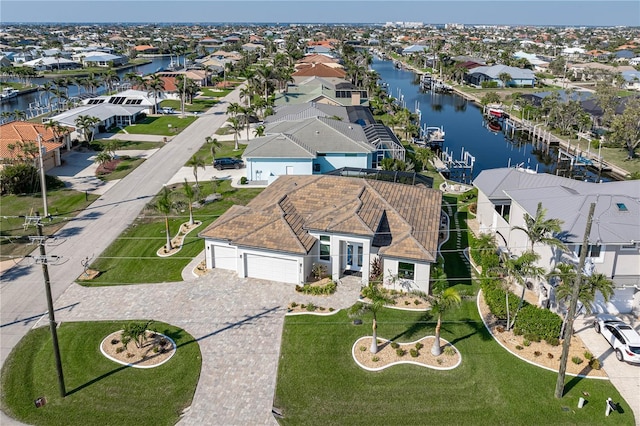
[1,56,180,116]
[371,57,600,183]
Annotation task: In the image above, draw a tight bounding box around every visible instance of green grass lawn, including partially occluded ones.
[0,321,201,426]
[160,98,219,113]
[274,305,633,425]
[200,87,232,97]
[99,157,145,181]
[92,139,165,151]
[83,180,262,285]
[0,189,100,257]
[122,116,197,136]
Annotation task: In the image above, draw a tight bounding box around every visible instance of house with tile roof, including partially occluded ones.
[474,167,640,315]
[199,174,442,292]
[275,76,368,107]
[0,121,69,171]
[292,63,347,79]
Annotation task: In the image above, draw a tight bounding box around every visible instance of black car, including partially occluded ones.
[213,157,244,170]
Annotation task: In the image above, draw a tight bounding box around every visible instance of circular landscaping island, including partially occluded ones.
[100,330,176,368]
[352,336,461,371]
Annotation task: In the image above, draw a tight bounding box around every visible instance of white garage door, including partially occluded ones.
[245,254,298,283]
[213,245,236,271]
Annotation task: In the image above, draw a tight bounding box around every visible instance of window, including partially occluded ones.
[621,243,638,251]
[398,262,415,280]
[616,203,628,212]
[578,244,601,258]
[319,235,330,261]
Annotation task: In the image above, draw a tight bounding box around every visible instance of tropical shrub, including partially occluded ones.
[396,348,405,357]
[390,342,399,349]
[512,305,562,342]
[589,358,601,370]
[410,349,419,357]
[295,280,337,295]
[571,356,583,365]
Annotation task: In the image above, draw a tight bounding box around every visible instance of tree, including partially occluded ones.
[607,97,640,159]
[122,320,154,349]
[146,74,165,114]
[206,136,222,163]
[152,186,176,251]
[186,155,205,188]
[512,202,566,253]
[94,151,113,166]
[253,125,265,138]
[427,286,461,356]
[492,251,546,330]
[182,178,196,226]
[348,281,394,354]
[498,72,512,89]
[74,115,101,141]
[228,116,244,151]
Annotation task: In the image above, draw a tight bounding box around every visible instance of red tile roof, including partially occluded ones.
[0,122,64,160]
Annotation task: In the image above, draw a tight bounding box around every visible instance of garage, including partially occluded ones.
[244,254,298,283]
[212,245,237,271]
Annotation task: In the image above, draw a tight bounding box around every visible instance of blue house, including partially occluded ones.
[466,65,536,88]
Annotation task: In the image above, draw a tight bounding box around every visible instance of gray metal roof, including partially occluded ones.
[468,64,535,80]
[265,102,375,126]
[474,168,640,245]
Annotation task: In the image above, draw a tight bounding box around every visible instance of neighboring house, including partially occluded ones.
[133,45,159,54]
[242,116,377,183]
[621,70,640,91]
[21,56,81,71]
[0,121,69,171]
[276,76,368,107]
[47,89,155,136]
[199,174,442,293]
[292,63,347,79]
[297,54,342,68]
[466,65,536,87]
[401,44,428,55]
[264,102,375,126]
[473,167,640,315]
[72,51,127,67]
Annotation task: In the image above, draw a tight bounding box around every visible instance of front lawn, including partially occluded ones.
[191,139,246,165]
[122,116,197,136]
[0,189,100,258]
[97,156,145,181]
[160,98,218,113]
[274,305,633,425]
[0,321,201,426]
[91,139,164,151]
[83,180,262,285]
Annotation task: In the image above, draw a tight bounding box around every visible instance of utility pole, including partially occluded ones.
[554,202,596,399]
[37,134,49,217]
[34,212,66,398]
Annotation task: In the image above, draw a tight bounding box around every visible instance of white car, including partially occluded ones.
[594,314,640,364]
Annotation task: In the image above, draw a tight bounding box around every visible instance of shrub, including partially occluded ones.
[589,358,601,370]
[295,280,337,295]
[496,325,505,333]
[534,351,542,357]
[547,353,554,359]
[443,346,456,356]
[414,299,420,305]
[306,303,316,312]
[415,342,424,350]
[372,356,380,362]
[545,336,560,347]
[513,305,562,342]
[437,359,443,365]
[404,300,410,305]
[522,339,531,347]
[328,307,334,312]
[153,346,160,353]
[515,345,524,350]
[359,346,367,352]
[390,342,399,349]
[584,351,594,360]
[300,304,306,309]
[116,346,125,354]
[0,163,64,195]
[396,348,406,357]
[524,333,541,342]
[290,302,297,308]
[240,176,248,185]
[311,263,327,280]
[410,349,419,357]
[571,356,583,365]
[111,338,120,345]
[126,353,135,358]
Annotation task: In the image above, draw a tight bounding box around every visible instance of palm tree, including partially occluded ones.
[146,74,165,114]
[182,178,195,226]
[228,116,244,151]
[253,125,265,138]
[102,69,120,93]
[493,251,546,330]
[75,115,101,141]
[152,186,176,252]
[206,136,222,163]
[512,202,566,253]
[348,281,394,354]
[95,150,113,166]
[428,287,462,356]
[186,155,205,188]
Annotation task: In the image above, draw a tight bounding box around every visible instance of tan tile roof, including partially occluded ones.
[0,121,63,160]
[292,63,347,78]
[200,175,442,262]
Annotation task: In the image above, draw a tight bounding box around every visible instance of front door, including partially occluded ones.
[345,243,363,272]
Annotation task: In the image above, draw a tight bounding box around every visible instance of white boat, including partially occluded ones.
[0,88,19,102]
[486,104,506,118]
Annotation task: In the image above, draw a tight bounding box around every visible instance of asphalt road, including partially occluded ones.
[0,87,242,367]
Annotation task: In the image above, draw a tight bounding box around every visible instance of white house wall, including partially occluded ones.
[245,158,312,182]
[383,258,431,294]
[315,153,371,173]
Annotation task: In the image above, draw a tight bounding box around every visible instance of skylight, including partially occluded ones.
[616,203,628,212]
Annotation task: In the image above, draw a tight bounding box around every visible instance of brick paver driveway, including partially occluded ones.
[49,270,361,425]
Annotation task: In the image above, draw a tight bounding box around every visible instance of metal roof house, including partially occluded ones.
[466,65,536,88]
[474,167,640,315]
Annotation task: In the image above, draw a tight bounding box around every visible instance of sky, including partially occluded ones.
[1,0,639,27]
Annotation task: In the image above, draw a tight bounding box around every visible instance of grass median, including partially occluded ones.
[0,320,201,426]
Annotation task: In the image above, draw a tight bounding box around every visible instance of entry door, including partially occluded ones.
[345,243,363,271]
[286,166,294,175]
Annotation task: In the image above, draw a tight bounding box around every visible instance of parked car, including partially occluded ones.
[594,314,640,364]
[214,157,244,170]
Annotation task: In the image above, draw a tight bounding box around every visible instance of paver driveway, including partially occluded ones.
[46,270,361,425]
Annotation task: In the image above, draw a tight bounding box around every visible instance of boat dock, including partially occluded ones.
[420,74,453,93]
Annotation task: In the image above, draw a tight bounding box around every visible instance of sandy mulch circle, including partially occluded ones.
[478,292,606,377]
[157,221,202,257]
[353,336,460,370]
[100,330,176,368]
